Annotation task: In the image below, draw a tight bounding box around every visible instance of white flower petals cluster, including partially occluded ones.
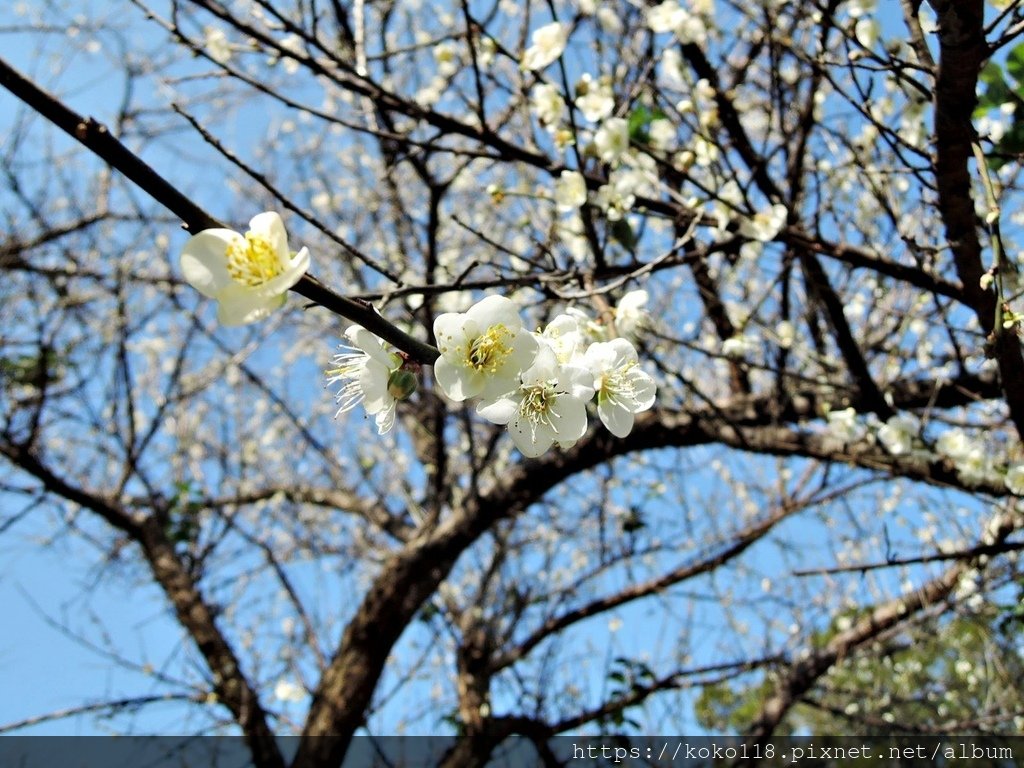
[646,0,708,44]
[935,427,993,486]
[739,203,788,243]
[521,22,568,71]
[326,326,409,435]
[433,296,657,457]
[876,414,918,456]
[827,407,868,444]
[575,73,615,122]
[180,212,310,326]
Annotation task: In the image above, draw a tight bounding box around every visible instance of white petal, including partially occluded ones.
[215,285,285,325]
[477,397,518,425]
[360,360,393,413]
[598,400,635,438]
[433,313,469,358]
[549,396,588,442]
[375,403,397,434]
[180,229,238,298]
[628,371,657,411]
[465,295,521,331]
[434,357,481,401]
[509,414,553,457]
[248,211,290,266]
[347,326,399,368]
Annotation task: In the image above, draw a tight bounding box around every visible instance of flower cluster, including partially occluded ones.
[433,295,656,457]
[179,219,656,452]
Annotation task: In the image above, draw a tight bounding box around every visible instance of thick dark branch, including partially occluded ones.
[930,0,1024,437]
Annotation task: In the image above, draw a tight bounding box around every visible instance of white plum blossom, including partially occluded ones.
[593,117,630,165]
[477,346,593,457]
[204,26,232,64]
[614,290,649,336]
[554,170,588,211]
[179,212,310,326]
[775,320,796,349]
[739,203,788,242]
[827,407,866,443]
[575,74,615,122]
[936,428,976,461]
[722,334,756,358]
[594,168,636,220]
[877,414,918,456]
[274,679,306,703]
[536,313,585,363]
[646,0,706,43]
[1005,464,1024,495]
[277,34,305,74]
[583,338,657,437]
[326,326,407,435]
[521,22,568,71]
[531,83,566,127]
[433,295,538,402]
[647,0,687,33]
[647,119,676,152]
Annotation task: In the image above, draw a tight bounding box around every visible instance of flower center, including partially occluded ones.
[467,324,513,372]
[519,381,559,436]
[226,232,283,287]
[597,363,638,406]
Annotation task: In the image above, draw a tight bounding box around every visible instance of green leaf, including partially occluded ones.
[1007,43,1024,85]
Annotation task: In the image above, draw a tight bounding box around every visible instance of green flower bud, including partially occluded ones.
[387,368,418,401]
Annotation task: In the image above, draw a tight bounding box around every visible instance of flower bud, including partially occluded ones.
[387,369,418,400]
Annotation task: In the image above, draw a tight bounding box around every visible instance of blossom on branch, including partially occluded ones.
[326,326,410,435]
[477,346,594,457]
[583,339,657,438]
[521,22,568,71]
[433,295,538,402]
[179,212,310,326]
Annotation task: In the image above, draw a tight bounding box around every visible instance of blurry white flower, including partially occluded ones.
[936,428,974,460]
[433,295,538,401]
[647,0,686,33]
[647,119,676,152]
[554,170,588,211]
[775,320,796,349]
[204,27,232,64]
[593,117,630,165]
[274,679,305,702]
[739,203,787,242]
[1006,463,1024,495]
[596,6,623,33]
[575,74,615,122]
[614,290,649,336]
[278,34,304,74]
[531,82,566,126]
[179,212,310,326]
[521,22,568,71]
[583,338,657,437]
[827,407,866,443]
[722,334,755,358]
[877,414,918,456]
[477,346,593,457]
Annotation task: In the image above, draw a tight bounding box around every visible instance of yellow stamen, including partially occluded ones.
[467,324,513,372]
[226,232,283,287]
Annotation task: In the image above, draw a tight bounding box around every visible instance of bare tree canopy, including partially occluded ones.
[3,0,1024,764]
